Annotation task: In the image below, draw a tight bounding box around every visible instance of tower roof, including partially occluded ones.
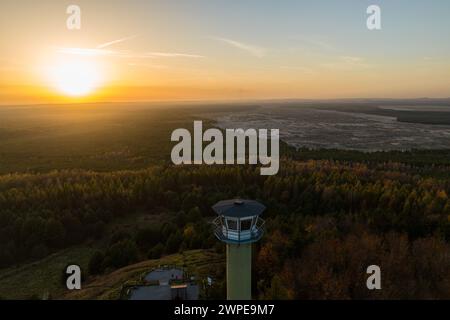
[212,199,266,218]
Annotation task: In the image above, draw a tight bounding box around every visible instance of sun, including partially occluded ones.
[49,58,102,97]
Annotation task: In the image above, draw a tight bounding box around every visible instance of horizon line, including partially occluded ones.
[1,96,450,107]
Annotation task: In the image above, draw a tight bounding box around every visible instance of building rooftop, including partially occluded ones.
[128,267,199,300]
[144,267,183,285]
[129,283,199,300]
[212,199,266,218]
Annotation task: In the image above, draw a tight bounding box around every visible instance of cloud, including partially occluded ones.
[56,35,204,59]
[140,52,204,58]
[97,35,138,49]
[321,56,373,70]
[57,47,117,56]
[290,36,336,52]
[212,37,266,58]
[127,63,168,69]
[115,51,204,59]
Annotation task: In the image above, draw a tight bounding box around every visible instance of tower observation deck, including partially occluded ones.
[212,199,266,300]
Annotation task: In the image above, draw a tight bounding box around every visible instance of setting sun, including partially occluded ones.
[48,58,102,97]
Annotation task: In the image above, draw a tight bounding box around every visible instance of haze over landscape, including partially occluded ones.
[204,100,450,151]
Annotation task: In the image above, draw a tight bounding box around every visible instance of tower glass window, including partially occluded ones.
[227,219,237,230]
[240,219,252,231]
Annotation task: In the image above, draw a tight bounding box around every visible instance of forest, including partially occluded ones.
[2,148,450,299]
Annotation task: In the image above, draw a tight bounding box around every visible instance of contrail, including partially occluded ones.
[212,37,266,58]
[96,35,138,49]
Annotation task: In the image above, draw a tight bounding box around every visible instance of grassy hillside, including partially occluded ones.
[63,249,224,300]
[0,248,223,300]
[0,246,95,299]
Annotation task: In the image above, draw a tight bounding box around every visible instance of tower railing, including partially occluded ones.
[212,216,265,244]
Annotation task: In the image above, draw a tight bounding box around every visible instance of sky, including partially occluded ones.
[0,0,449,104]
